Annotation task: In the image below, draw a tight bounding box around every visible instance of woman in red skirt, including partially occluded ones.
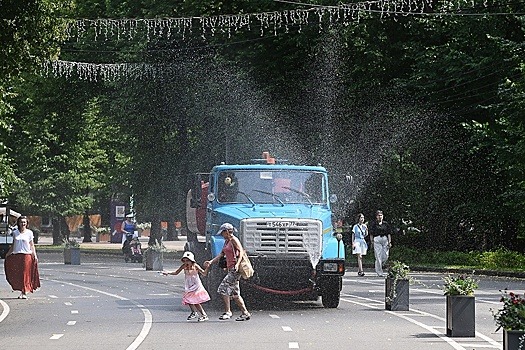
[4,216,40,299]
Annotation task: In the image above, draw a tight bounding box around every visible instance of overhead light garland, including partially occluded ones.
[42,60,177,81]
[49,0,495,81]
[65,0,447,42]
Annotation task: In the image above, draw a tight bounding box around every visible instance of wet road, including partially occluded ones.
[1,252,522,350]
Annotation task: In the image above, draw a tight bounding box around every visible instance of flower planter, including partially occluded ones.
[96,233,110,242]
[145,250,163,271]
[64,247,81,265]
[385,278,409,311]
[503,330,525,350]
[446,295,475,337]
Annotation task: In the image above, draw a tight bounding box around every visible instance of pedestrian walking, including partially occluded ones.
[204,222,251,321]
[163,251,210,322]
[369,210,393,277]
[4,216,40,299]
[352,213,368,276]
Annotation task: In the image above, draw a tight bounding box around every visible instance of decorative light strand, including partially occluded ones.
[66,0,461,42]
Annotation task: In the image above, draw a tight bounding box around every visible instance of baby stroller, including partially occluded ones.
[122,233,143,263]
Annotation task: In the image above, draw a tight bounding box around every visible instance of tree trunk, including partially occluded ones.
[52,216,70,245]
[148,213,162,246]
[82,212,92,243]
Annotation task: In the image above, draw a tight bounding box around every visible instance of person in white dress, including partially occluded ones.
[162,251,210,322]
[352,213,368,276]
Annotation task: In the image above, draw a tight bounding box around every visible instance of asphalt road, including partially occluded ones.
[1,252,523,350]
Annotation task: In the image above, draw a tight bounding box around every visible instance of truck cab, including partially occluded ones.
[186,155,345,308]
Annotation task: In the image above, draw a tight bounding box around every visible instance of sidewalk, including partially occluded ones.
[35,234,188,255]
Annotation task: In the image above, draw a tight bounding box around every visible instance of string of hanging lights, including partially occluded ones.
[49,0,495,81]
[65,0,446,42]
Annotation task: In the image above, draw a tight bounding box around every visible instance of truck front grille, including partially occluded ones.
[241,219,321,258]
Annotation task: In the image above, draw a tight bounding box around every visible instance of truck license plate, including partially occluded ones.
[324,262,338,272]
[267,221,296,228]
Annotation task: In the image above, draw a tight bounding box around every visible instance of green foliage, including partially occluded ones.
[62,238,80,248]
[478,249,525,270]
[2,0,525,251]
[493,290,525,331]
[442,273,478,296]
[387,260,411,280]
[390,246,525,271]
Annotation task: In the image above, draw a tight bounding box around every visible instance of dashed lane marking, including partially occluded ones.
[50,334,64,340]
[47,278,152,350]
[282,326,292,332]
[289,342,299,349]
[341,294,501,350]
[67,321,76,326]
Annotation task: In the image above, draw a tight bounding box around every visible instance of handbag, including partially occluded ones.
[218,255,227,268]
[239,254,254,279]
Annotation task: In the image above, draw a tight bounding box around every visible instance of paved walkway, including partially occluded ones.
[36,234,187,254]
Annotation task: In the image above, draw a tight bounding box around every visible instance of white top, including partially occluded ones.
[12,228,34,254]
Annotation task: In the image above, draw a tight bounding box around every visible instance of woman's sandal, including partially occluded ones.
[235,313,251,321]
[219,312,232,320]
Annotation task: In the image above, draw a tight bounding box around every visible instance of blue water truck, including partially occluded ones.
[185,153,345,308]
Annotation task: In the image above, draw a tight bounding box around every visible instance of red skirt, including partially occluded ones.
[4,254,41,293]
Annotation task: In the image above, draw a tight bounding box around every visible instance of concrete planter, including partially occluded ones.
[96,233,110,242]
[385,278,409,311]
[446,295,475,337]
[145,250,163,271]
[503,330,525,350]
[64,247,81,265]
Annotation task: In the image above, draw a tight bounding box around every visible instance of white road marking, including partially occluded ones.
[289,342,299,348]
[49,295,58,298]
[50,334,64,340]
[71,310,78,314]
[269,314,280,319]
[458,345,499,348]
[148,293,171,296]
[282,326,292,332]
[0,300,10,323]
[341,293,502,350]
[47,278,152,350]
[67,321,76,326]
[64,302,72,306]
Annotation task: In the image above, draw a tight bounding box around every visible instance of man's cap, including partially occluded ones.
[181,251,195,262]
[215,222,235,235]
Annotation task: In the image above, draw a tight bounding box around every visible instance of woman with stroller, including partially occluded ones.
[121,213,136,241]
[163,251,210,322]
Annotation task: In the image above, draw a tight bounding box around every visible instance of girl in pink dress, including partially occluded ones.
[163,251,210,322]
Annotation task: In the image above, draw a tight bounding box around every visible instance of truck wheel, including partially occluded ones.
[205,265,225,307]
[322,277,341,308]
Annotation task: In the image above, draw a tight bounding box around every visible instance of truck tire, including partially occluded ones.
[321,276,342,308]
[205,265,226,307]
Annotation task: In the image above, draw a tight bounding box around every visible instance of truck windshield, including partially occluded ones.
[217,170,327,204]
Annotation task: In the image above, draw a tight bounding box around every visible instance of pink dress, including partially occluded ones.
[182,269,210,305]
